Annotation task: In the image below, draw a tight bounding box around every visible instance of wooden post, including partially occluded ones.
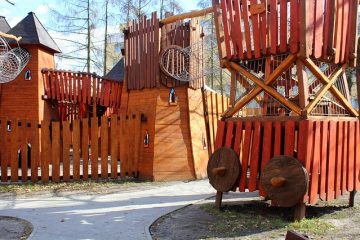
[215,191,223,209]
[349,191,357,207]
[298,0,310,58]
[296,60,309,113]
[212,0,226,65]
[294,202,306,221]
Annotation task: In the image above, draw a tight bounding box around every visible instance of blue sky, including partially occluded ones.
[0,0,200,28]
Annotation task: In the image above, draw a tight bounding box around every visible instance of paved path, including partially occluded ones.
[0,180,215,240]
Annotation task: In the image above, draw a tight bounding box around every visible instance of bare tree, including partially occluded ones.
[160,0,183,18]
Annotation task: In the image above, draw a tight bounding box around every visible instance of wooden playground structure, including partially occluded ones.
[207,0,360,220]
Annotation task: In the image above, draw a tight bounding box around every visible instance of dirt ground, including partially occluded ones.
[150,191,360,240]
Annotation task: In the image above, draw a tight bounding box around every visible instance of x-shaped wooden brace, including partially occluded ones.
[302,58,359,117]
[222,54,300,118]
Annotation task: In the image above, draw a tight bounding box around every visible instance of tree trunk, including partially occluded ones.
[103,0,109,75]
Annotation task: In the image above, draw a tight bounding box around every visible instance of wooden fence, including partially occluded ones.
[205,90,230,153]
[215,118,360,205]
[0,114,142,183]
[218,0,358,64]
[125,12,160,90]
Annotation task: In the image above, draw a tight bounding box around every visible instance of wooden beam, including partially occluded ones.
[229,70,236,106]
[296,60,309,110]
[212,0,226,64]
[304,65,345,114]
[0,31,22,42]
[223,54,297,117]
[159,7,213,25]
[303,58,359,117]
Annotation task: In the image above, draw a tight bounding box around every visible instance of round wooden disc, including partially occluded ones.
[261,156,309,207]
[207,147,241,192]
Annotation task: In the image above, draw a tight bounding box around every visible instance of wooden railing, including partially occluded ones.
[0,114,142,183]
[218,0,358,64]
[41,69,123,109]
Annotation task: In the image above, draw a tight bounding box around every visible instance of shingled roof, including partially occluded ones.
[7,12,61,53]
[103,58,124,83]
[0,16,11,33]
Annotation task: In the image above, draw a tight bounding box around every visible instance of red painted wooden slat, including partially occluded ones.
[259,121,273,196]
[290,0,299,53]
[227,0,237,58]
[221,0,232,59]
[50,70,55,99]
[81,73,86,104]
[307,0,315,58]
[334,0,343,64]
[348,121,355,192]
[273,121,282,156]
[342,121,348,194]
[250,0,261,58]
[355,121,360,190]
[340,0,350,63]
[314,0,324,58]
[335,121,343,198]
[249,121,261,192]
[59,71,65,101]
[284,120,295,156]
[260,0,268,54]
[214,120,226,150]
[279,0,287,52]
[233,0,244,59]
[55,71,61,101]
[309,121,321,204]
[270,0,278,54]
[224,121,234,148]
[320,121,329,200]
[323,0,332,58]
[233,121,243,156]
[239,121,252,192]
[327,121,336,201]
[242,0,253,59]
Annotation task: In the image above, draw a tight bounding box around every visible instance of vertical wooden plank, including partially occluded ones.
[279,0,288,52]
[314,0,325,58]
[342,121,348,194]
[233,0,244,59]
[224,121,234,148]
[320,121,329,200]
[284,120,295,156]
[347,0,359,66]
[133,114,141,177]
[214,120,226,150]
[51,122,60,183]
[20,122,28,182]
[221,0,232,59]
[335,121,343,198]
[340,0,350,63]
[327,121,336,201]
[0,119,7,182]
[82,119,89,180]
[62,121,71,182]
[307,0,315,57]
[10,120,18,182]
[41,121,50,183]
[309,121,321,204]
[233,121,243,156]
[348,121,355,192]
[250,0,261,58]
[273,121,282,156]
[72,120,81,180]
[101,116,109,179]
[249,121,261,192]
[355,121,360,190]
[91,116,98,180]
[111,115,118,179]
[119,114,128,177]
[259,121,273,196]
[323,0,335,59]
[260,0,268,54]
[334,0,343,64]
[290,0,299,53]
[270,0,278,54]
[239,121,252,192]
[242,0,253,58]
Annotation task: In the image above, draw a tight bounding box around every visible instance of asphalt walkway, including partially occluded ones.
[0,180,215,240]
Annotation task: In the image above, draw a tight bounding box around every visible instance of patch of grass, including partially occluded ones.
[0,179,154,194]
[200,202,335,238]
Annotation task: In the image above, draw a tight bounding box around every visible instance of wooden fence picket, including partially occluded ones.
[73,120,81,180]
[51,122,60,183]
[101,116,109,179]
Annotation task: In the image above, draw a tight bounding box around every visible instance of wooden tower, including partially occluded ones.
[0,12,61,123]
[121,12,222,181]
[208,0,360,220]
